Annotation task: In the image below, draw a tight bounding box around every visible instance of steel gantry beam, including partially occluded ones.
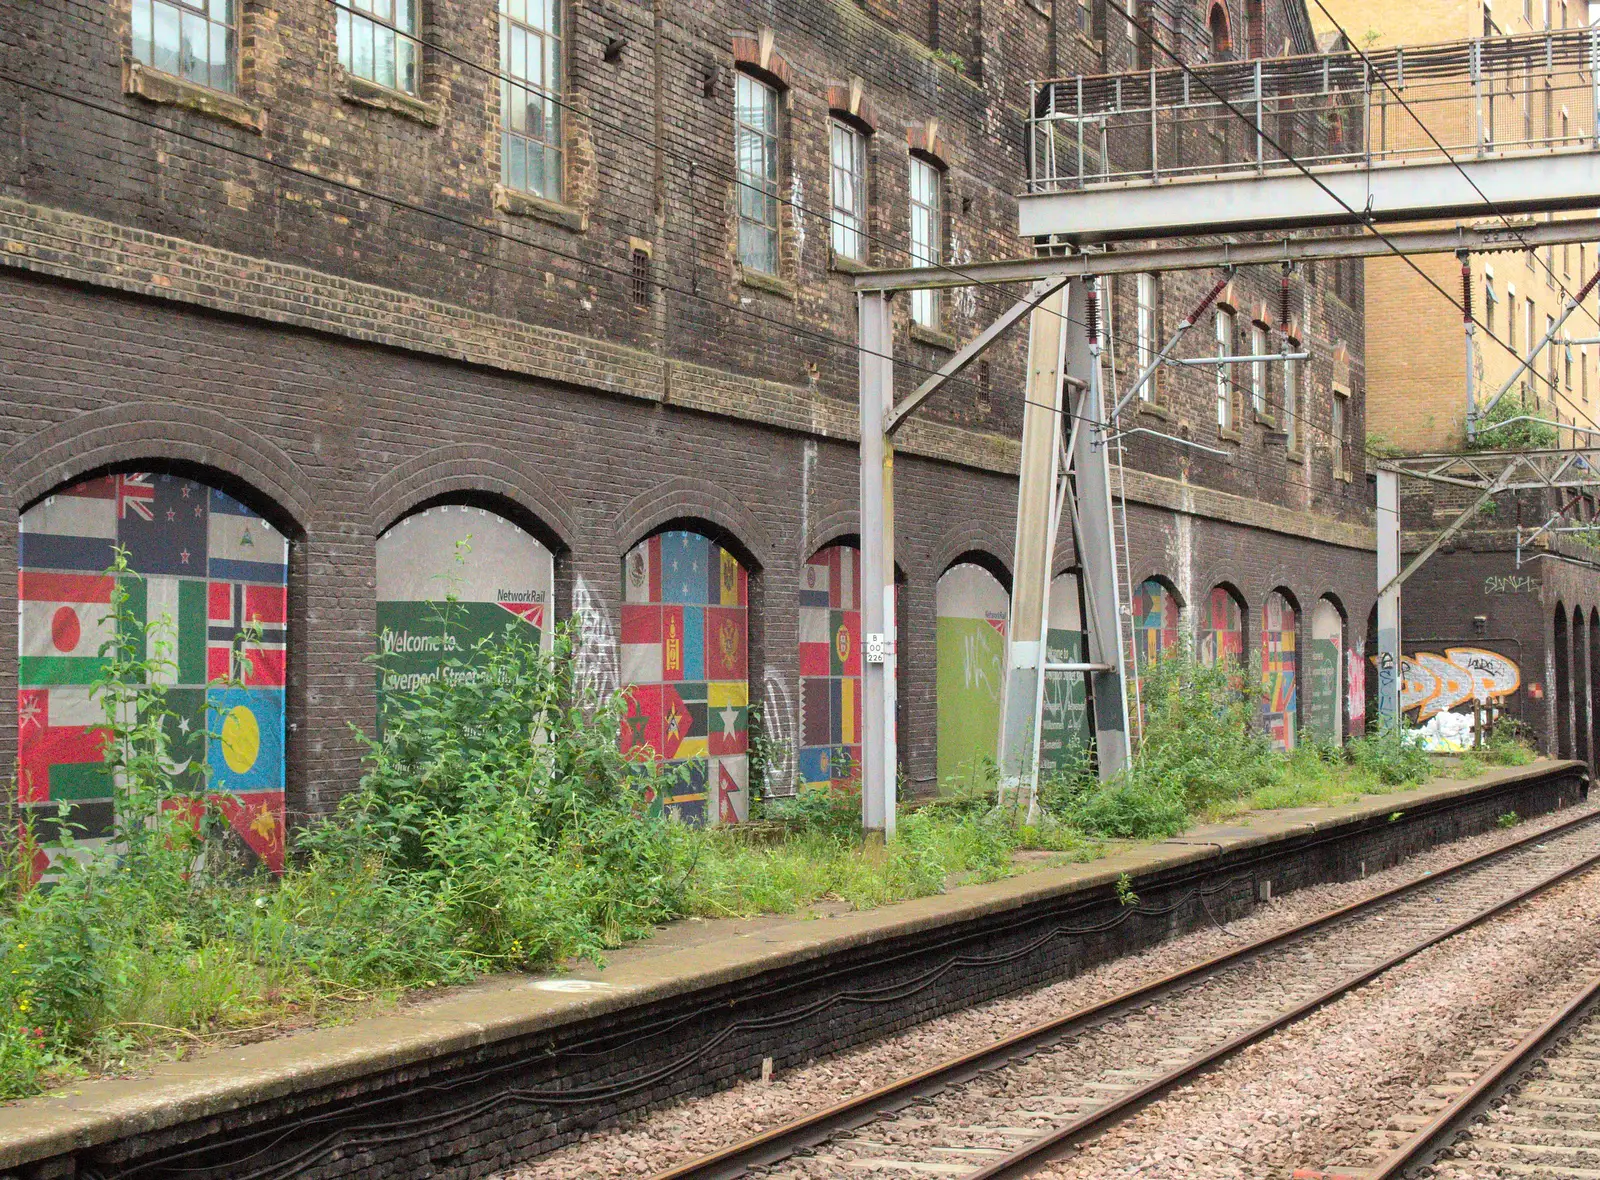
[853,217,1600,292]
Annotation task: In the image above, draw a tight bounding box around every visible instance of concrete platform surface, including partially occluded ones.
[0,760,1580,1169]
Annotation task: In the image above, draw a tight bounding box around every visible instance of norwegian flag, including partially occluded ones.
[116,474,156,522]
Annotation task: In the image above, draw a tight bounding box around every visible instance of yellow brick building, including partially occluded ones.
[1313,0,1600,454]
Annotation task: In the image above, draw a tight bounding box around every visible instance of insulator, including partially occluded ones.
[1087,285,1100,344]
[1461,259,1473,323]
[1279,273,1291,330]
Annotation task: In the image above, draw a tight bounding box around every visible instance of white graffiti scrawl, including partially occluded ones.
[761,667,797,796]
[572,577,619,700]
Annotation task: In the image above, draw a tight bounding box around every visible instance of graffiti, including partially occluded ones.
[1384,648,1523,721]
[1347,642,1367,737]
[572,577,619,700]
[761,667,797,796]
[1307,600,1343,743]
[1040,572,1092,772]
[1444,646,1522,700]
[1484,573,1541,595]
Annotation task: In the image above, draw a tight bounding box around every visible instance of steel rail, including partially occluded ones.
[646,806,1600,1180]
[1358,965,1600,1180]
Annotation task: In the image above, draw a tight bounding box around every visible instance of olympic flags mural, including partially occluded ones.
[1040,572,1092,773]
[798,544,863,792]
[936,563,1008,789]
[1198,587,1244,673]
[19,474,287,870]
[619,530,749,824]
[375,505,554,723]
[1260,591,1298,751]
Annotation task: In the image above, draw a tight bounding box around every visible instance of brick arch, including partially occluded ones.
[1131,571,1187,610]
[803,502,860,562]
[933,520,1013,585]
[5,403,314,533]
[367,444,578,554]
[612,476,772,572]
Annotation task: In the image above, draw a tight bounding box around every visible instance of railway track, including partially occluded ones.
[1315,940,1600,1179]
[646,808,1600,1180]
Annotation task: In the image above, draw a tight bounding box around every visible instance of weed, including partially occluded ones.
[1497,811,1521,829]
[1115,873,1139,907]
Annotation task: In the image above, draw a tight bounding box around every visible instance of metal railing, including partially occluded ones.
[1028,27,1600,192]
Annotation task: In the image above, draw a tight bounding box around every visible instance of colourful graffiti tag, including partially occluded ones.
[19,474,288,872]
[798,544,863,792]
[619,531,749,824]
[1347,641,1367,738]
[1443,647,1522,701]
[1260,592,1298,751]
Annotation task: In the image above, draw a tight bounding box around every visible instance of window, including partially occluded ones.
[1510,294,1519,347]
[829,120,868,262]
[1485,278,1498,336]
[1250,322,1268,416]
[1216,307,1236,430]
[735,73,780,275]
[1245,0,1264,57]
[1136,272,1157,395]
[501,0,563,201]
[1208,2,1231,60]
[1332,389,1348,478]
[1566,241,1574,277]
[1285,355,1300,451]
[132,0,235,92]
[1525,298,1535,354]
[1524,0,1532,24]
[630,248,651,307]
[909,155,942,328]
[336,0,421,95]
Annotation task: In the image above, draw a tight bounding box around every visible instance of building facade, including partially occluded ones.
[1,0,1373,859]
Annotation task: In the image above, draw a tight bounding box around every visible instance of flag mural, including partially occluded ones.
[798,544,863,792]
[1129,579,1181,732]
[936,562,1009,790]
[374,505,554,723]
[1260,591,1299,751]
[1040,572,1092,774]
[619,530,749,824]
[19,474,288,870]
[1198,587,1244,671]
[1307,599,1344,743]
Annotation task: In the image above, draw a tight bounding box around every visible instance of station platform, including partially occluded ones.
[0,760,1585,1180]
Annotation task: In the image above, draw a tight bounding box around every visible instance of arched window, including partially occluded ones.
[1261,590,1299,750]
[1208,2,1232,60]
[936,560,1009,790]
[1132,578,1182,668]
[375,503,555,720]
[1198,585,1246,672]
[620,529,749,824]
[1308,598,1345,745]
[19,472,289,871]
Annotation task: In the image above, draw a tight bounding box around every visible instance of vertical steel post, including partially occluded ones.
[1591,27,1599,147]
[858,291,897,836]
[997,283,1071,811]
[1376,468,1403,731]
[1151,67,1160,178]
[1071,278,1131,777]
[1462,252,1478,441]
[1255,59,1265,172]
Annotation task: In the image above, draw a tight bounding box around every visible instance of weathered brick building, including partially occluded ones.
[0,0,1375,847]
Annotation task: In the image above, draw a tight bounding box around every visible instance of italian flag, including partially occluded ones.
[19,572,115,686]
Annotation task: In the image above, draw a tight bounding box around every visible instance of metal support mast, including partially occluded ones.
[858,291,897,836]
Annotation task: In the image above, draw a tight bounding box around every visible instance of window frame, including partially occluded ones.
[132,0,237,93]
[1136,272,1158,400]
[829,119,868,263]
[1250,321,1268,417]
[499,0,565,202]
[908,153,944,330]
[735,71,782,277]
[1215,307,1236,431]
[336,0,422,97]
[1331,385,1349,479]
